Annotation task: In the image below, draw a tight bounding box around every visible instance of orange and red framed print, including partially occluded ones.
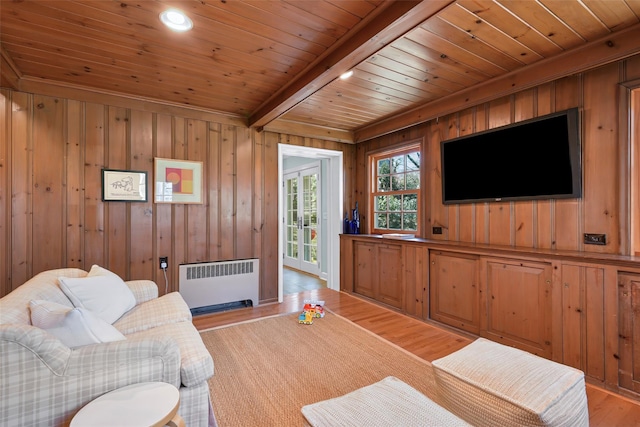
[154,158,203,204]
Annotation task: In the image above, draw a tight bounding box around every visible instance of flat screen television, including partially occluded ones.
[441,108,581,204]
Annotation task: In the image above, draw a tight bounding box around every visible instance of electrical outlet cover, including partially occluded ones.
[159,257,168,269]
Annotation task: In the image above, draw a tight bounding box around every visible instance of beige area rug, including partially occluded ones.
[200,311,440,426]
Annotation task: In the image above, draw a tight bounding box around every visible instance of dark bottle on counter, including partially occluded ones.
[343,212,350,234]
[351,202,360,234]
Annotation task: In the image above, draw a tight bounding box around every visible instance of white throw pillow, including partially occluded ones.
[59,265,136,324]
[87,264,124,280]
[29,300,126,348]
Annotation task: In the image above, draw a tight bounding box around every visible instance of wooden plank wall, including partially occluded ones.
[0,89,356,300]
[356,54,640,256]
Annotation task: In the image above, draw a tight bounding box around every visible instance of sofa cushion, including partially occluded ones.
[114,292,192,335]
[126,321,214,387]
[29,300,126,348]
[0,268,86,325]
[86,264,123,281]
[59,266,136,324]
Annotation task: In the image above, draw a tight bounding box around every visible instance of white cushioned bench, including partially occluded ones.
[432,338,589,427]
[301,376,470,427]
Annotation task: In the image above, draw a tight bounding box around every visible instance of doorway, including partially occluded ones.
[283,163,320,276]
[278,144,343,303]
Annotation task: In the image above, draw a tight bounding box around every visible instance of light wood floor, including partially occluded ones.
[193,288,640,427]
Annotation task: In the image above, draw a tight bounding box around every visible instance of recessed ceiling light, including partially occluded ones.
[160,8,193,32]
[340,70,354,80]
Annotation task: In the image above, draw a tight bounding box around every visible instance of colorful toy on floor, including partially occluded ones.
[303,300,325,318]
[298,310,314,325]
[298,299,326,325]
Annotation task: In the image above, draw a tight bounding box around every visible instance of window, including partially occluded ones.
[370,143,421,234]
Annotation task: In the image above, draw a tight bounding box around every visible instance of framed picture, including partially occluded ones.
[154,158,203,204]
[101,169,148,202]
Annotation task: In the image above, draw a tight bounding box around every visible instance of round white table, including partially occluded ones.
[71,382,184,427]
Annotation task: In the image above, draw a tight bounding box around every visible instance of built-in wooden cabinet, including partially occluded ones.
[429,251,480,334]
[484,259,553,358]
[353,240,403,309]
[340,234,640,399]
[404,245,429,319]
[619,272,640,395]
[561,265,605,381]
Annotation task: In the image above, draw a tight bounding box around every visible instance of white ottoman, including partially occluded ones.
[301,376,470,427]
[432,338,589,427]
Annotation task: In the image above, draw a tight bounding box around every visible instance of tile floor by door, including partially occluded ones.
[283,267,326,295]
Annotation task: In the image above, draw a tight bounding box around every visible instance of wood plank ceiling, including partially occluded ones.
[2,0,640,143]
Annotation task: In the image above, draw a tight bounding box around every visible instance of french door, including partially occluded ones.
[284,165,320,275]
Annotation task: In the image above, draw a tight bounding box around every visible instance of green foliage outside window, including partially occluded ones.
[372,148,421,233]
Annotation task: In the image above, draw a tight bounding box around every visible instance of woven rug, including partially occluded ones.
[200,311,440,426]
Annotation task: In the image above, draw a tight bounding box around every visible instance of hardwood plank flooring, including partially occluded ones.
[193,289,640,427]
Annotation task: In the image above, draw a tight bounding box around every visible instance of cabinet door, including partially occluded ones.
[619,272,640,394]
[339,236,354,292]
[404,245,429,319]
[430,251,480,334]
[376,244,403,309]
[562,264,605,381]
[353,241,376,299]
[484,260,553,358]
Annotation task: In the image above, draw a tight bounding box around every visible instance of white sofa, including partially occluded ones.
[0,267,215,427]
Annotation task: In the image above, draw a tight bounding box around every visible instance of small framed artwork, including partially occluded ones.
[101,169,148,202]
[154,158,203,204]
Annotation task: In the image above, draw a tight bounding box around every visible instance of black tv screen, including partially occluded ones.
[441,108,581,204]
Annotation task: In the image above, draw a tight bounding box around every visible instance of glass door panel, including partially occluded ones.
[283,166,319,275]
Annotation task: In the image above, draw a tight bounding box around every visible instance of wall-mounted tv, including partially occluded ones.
[441,108,581,205]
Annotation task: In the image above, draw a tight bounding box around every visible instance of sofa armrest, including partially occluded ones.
[64,334,181,385]
[0,324,71,373]
[126,279,159,304]
[1,323,181,385]
[1,323,181,426]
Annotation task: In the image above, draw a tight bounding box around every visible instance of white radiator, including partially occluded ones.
[178,259,259,312]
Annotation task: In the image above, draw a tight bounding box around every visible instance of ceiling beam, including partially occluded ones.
[263,119,354,144]
[354,22,640,143]
[0,45,21,89]
[249,0,454,129]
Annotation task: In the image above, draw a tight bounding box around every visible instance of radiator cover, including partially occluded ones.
[178,259,259,312]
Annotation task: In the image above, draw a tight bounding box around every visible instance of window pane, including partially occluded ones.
[377,176,390,192]
[391,174,404,191]
[378,159,390,175]
[375,195,387,211]
[406,152,420,171]
[288,242,298,258]
[403,213,417,231]
[389,213,402,229]
[391,155,404,173]
[406,171,420,190]
[403,193,417,211]
[389,195,402,211]
[375,213,387,229]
